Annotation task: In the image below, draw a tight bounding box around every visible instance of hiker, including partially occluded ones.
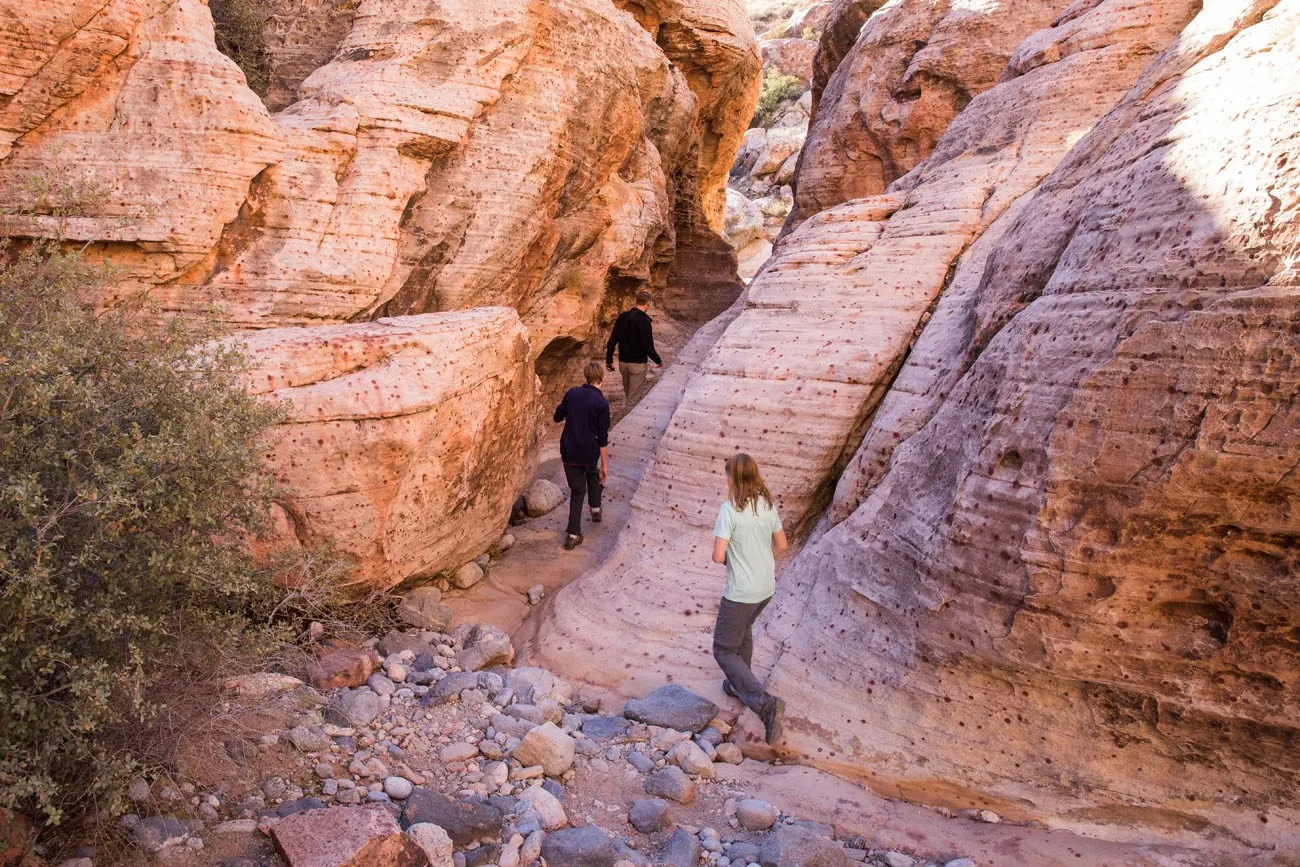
[605,289,663,403]
[553,361,611,550]
[711,453,788,744]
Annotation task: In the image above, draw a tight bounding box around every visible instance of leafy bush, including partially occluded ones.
[210,0,271,97]
[751,70,807,128]
[0,242,289,827]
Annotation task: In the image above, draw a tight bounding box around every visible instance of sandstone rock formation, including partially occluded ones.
[241,308,538,593]
[533,0,1300,849]
[0,0,759,382]
[790,0,1062,226]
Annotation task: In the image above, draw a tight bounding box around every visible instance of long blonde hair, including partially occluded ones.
[726,453,774,514]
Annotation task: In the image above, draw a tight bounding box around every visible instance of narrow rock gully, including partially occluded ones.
[418,300,1249,867]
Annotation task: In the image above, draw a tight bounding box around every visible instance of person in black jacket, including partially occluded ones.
[553,361,611,550]
[605,290,662,404]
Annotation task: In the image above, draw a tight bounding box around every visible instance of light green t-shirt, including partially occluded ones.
[714,498,783,603]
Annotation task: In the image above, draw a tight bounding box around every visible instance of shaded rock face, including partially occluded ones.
[0,0,758,387]
[241,309,539,592]
[534,0,1300,848]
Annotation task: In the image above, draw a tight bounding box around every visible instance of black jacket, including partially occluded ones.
[605,307,662,366]
[554,384,610,469]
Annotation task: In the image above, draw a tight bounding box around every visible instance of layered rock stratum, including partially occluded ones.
[0,0,758,373]
[0,0,760,586]
[532,0,1300,852]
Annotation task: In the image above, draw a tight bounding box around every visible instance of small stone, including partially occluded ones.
[628,798,670,833]
[272,805,426,864]
[440,742,480,763]
[662,827,701,867]
[976,810,1001,824]
[401,789,504,845]
[882,853,915,867]
[540,825,618,867]
[455,624,515,672]
[944,860,978,867]
[481,760,509,790]
[128,777,151,803]
[521,829,544,864]
[307,647,379,691]
[513,722,575,777]
[407,823,455,867]
[288,725,330,753]
[645,766,696,805]
[623,685,719,733]
[368,673,396,696]
[492,534,516,555]
[757,826,847,867]
[452,561,485,589]
[517,785,567,830]
[399,586,454,631]
[627,751,656,774]
[669,741,716,778]
[714,743,744,764]
[736,799,779,832]
[132,817,199,853]
[524,478,566,517]
[324,688,383,727]
[384,776,414,800]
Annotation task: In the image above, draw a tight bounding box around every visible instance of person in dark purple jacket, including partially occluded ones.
[553,361,611,549]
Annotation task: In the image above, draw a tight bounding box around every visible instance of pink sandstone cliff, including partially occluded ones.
[532,0,1300,850]
[0,0,759,586]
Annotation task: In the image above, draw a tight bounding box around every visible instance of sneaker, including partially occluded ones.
[759,695,785,745]
[590,508,602,524]
[563,533,583,550]
[722,679,738,699]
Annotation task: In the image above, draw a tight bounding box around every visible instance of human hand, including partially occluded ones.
[599,463,608,484]
[605,363,614,372]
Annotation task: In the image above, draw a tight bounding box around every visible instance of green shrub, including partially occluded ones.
[0,242,289,828]
[210,0,271,97]
[751,70,807,129]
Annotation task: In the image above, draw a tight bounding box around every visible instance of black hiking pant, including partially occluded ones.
[712,596,773,715]
[564,463,602,536]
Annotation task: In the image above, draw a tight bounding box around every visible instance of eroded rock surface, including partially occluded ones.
[0,0,758,385]
[534,0,1300,849]
[240,309,538,592]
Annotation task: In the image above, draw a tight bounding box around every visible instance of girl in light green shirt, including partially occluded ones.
[710,453,788,744]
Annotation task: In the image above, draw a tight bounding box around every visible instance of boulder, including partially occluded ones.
[455,624,515,672]
[644,767,696,805]
[513,722,576,777]
[622,685,718,733]
[662,827,702,867]
[736,799,779,831]
[271,804,432,867]
[725,189,765,249]
[451,562,485,590]
[582,715,632,741]
[307,647,378,691]
[406,823,454,867]
[131,817,201,854]
[398,588,453,631]
[516,785,568,831]
[758,826,847,867]
[324,688,383,728]
[628,798,671,833]
[401,790,503,846]
[379,631,436,659]
[523,479,566,517]
[540,825,619,867]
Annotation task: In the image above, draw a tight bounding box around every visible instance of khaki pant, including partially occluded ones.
[619,361,648,403]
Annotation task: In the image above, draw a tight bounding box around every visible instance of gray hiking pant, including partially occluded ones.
[712,596,772,715]
[620,361,648,403]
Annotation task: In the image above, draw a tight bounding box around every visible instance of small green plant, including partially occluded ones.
[0,240,292,829]
[209,0,271,97]
[801,26,818,40]
[751,70,807,129]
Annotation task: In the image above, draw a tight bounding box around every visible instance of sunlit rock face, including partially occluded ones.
[241,308,539,593]
[0,0,759,380]
[535,0,1300,847]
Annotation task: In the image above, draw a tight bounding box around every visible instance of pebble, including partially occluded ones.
[384,776,414,799]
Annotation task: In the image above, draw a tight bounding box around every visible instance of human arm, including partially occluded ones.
[772,530,789,555]
[553,396,567,423]
[599,446,608,485]
[645,317,663,366]
[606,315,622,369]
[712,536,729,564]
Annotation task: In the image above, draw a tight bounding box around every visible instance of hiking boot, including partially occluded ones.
[590,507,602,524]
[759,695,785,745]
[722,679,738,699]
[563,533,583,550]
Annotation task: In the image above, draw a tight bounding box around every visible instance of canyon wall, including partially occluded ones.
[0,0,759,375]
[533,0,1300,850]
[0,0,759,586]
